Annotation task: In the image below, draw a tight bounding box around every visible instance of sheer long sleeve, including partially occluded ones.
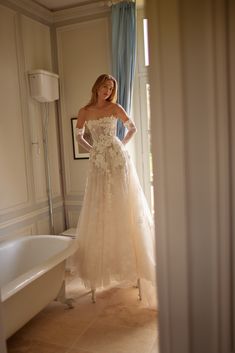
[122,119,137,145]
[76,127,92,152]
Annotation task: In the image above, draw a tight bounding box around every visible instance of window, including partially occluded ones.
[146,83,154,213]
[143,19,149,66]
[133,12,154,213]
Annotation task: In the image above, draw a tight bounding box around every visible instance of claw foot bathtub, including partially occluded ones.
[0,235,77,339]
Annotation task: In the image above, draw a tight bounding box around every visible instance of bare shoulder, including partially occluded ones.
[78,106,87,117]
[113,103,129,122]
[105,102,118,112]
[76,107,89,128]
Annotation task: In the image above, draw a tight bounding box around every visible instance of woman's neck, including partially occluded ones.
[95,100,109,109]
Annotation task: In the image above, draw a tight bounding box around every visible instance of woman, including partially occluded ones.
[75,74,156,304]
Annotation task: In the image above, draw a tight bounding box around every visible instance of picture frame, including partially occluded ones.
[71,117,92,159]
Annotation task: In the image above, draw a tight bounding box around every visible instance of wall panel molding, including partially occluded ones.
[0,6,33,212]
[67,209,81,229]
[0,224,37,243]
[14,12,35,207]
[0,199,63,231]
[56,16,111,201]
[0,3,66,240]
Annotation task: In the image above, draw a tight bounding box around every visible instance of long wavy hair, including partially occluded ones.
[85,74,118,108]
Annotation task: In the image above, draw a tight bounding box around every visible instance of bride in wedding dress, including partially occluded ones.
[74,74,156,305]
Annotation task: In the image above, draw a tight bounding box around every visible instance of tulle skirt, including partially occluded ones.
[73,143,156,298]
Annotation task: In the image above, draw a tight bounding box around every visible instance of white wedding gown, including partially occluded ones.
[74,116,156,294]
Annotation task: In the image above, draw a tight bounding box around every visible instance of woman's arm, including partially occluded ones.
[76,108,92,152]
[115,104,137,145]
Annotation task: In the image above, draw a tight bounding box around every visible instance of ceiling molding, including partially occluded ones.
[1,0,110,24]
[1,0,53,23]
[52,1,110,23]
[1,0,143,25]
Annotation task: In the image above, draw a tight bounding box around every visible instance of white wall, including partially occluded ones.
[0,4,65,241]
[56,16,112,228]
[55,7,149,228]
[0,0,143,236]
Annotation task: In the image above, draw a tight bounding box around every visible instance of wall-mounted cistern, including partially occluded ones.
[28,70,59,234]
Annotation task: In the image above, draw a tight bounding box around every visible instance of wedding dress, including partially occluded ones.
[74,115,156,296]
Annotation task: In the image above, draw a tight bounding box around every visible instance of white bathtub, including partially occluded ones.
[0,235,77,339]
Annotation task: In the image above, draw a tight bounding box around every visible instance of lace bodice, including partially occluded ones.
[86,115,117,143]
[86,116,127,172]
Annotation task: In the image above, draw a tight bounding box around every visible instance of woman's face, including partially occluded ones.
[97,80,114,100]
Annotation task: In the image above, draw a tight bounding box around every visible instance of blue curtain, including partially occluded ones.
[111,1,136,140]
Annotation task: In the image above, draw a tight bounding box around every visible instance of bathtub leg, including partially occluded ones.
[91,289,96,303]
[137,278,142,301]
[56,280,75,309]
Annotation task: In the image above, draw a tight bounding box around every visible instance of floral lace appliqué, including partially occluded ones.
[87,117,126,173]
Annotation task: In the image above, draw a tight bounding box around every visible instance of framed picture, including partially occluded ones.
[71,117,92,159]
